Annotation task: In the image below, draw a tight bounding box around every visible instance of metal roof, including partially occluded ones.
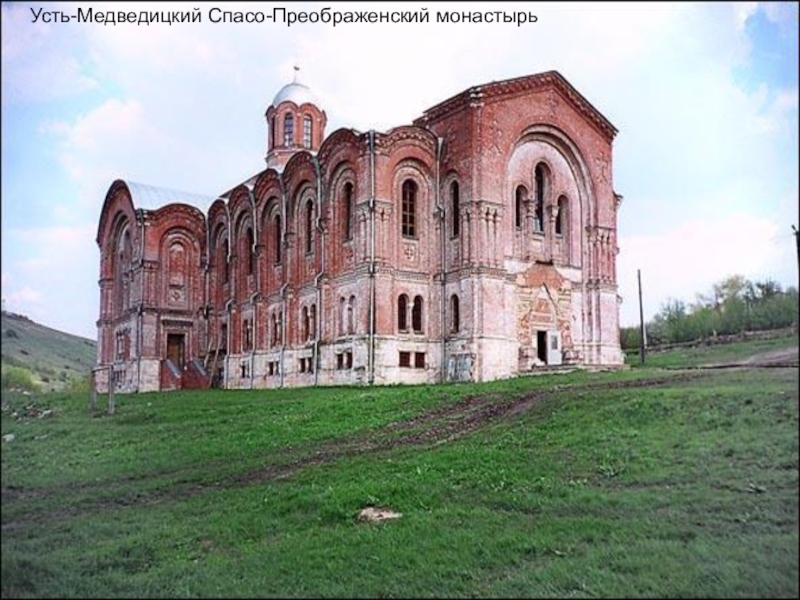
[125,181,217,213]
[271,82,319,107]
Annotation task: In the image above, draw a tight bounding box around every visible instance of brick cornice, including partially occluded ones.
[415,70,617,142]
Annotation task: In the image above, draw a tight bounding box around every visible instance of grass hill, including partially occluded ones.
[1,334,797,597]
[1,310,96,392]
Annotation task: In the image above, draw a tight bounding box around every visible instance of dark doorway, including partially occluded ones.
[537,331,548,364]
[166,333,185,368]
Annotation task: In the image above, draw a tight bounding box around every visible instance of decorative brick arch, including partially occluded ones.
[323,161,357,275]
[507,125,593,268]
[207,201,230,309]
[513,124,594,234]
[158,227,202,311]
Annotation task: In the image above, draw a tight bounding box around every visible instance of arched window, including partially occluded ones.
[343,182,354,241]
[556,196,567,235]
[283,113,294,146]
[347,295,355,335]
[301,306,309,341]
[305,200,314,253]
[401,180,417,238]
[398,294,409,331]
[339,297,346,335]
[451,295,460,333]
[515,185,527,230]
[115,227,132,314]
[412,295,423,333]
[273,215,282,263]
[303,115,312,148]
[245,227,254,275]
[270,116,276,149]
[122,230,132,308]
[275,311,283,345]
[271,313,277,347]
[534,164,545,233]
[450,181,460,237]
[310,304,317,340]
[243,319,253,352]
[221,238,229,283]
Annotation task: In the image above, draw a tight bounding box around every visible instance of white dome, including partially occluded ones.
[271,82,319,108]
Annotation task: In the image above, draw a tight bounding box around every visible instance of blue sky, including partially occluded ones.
[2,1,798,339]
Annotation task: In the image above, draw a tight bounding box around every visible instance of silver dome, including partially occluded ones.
[271,82,319,107]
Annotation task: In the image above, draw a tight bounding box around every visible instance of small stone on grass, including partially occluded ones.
[357,507,402,523]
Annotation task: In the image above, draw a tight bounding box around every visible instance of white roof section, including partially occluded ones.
[126,181,217,213]
[271,82,320,108]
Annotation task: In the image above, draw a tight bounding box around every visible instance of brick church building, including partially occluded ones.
[95,70,624,393]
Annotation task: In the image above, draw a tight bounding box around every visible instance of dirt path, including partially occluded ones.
[699,346,799,369]
[742,347,799,367]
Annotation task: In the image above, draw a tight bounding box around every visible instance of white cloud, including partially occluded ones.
[617,212,790,325]
[42,98,210,218]
[0,2,98,104]
[3,286,44,310]
[4,223,99,337]
[762,1,799,27]
[286,2,686,132]
[733,1,797,31]
[734,2,761,30]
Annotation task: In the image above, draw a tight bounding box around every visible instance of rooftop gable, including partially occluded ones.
[415,70,617,142]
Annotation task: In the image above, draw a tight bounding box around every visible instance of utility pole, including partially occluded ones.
[637,269,645,365]
[792,225,799,283]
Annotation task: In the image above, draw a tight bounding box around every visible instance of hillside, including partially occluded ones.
[1,336,797,597]
[1,310,96,392]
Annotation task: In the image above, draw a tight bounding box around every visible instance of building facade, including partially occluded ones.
[95,70,624,393]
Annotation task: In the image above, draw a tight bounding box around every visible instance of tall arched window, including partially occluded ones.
[450,181,460,237]
[515,185,527,230]
[398,294,409,331]
[310,304,317,340]
[275,311,283,345]
[401,180,417,238]
[339,297,347,335]
[283,113,294,146]
[343,182,354,241]
[303,115,312,148]
[347,295,355,334]
[556,196,568,235]
[534,164,545,233]
[115,228,132,314]
[305,200,314,253]
[451,295,460,333]
[270,116,276,149]
[245,227,254,275]
[221,238,229,283]
[412,295,423,333]
[271,313,278,347]
[243,319,253,352]
[274,215,282,263]
[302,306,309,341]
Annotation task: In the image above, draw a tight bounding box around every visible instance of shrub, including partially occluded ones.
[1,364,41,392]
[68,374,91,393]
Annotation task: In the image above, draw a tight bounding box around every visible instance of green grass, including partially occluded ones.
[2,341,798,598]
[625,332,798,369]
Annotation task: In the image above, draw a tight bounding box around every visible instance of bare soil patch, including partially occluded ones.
[699,347,799,369]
